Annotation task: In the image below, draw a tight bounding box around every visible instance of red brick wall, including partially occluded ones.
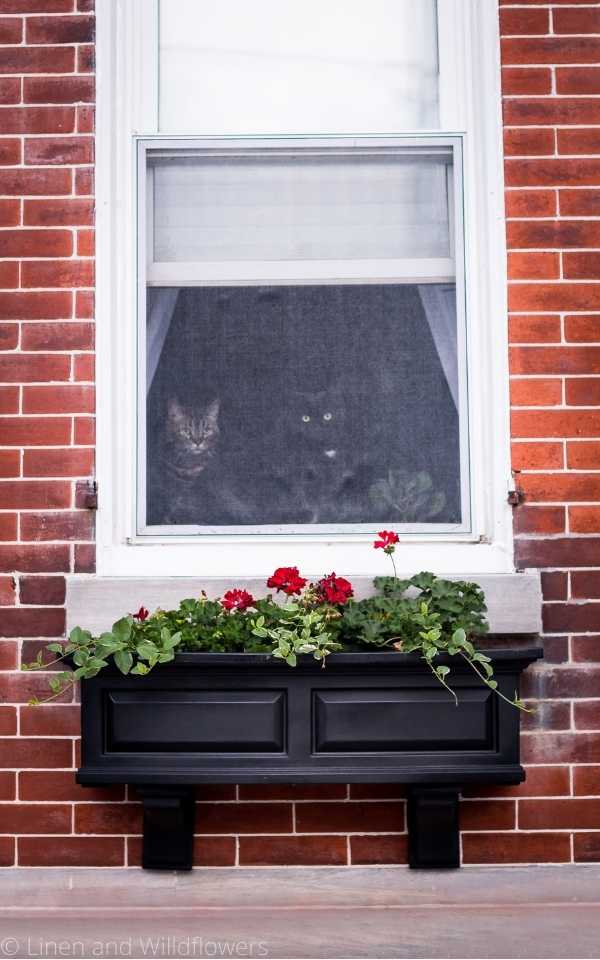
[0,0,599,868]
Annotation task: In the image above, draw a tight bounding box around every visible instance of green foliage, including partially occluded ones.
[369,470,446,521]
[251,604,341,666]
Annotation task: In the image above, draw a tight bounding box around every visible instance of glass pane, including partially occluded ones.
[145,283,461,531]
[159,0,439,135]
[152,154,451,264]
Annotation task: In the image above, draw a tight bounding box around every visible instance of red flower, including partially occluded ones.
[221,589,255,612]
[267,566,307,596]
[373,530,400,552]
[316,573,354,605]
[132,606,149,621]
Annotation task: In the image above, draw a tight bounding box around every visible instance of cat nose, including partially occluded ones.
[324,449,337,459]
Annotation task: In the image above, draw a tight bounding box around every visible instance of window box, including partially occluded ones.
[76,646,541,870]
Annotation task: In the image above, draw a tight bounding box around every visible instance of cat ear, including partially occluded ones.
[168,397,185,422]
[205,398,220,427]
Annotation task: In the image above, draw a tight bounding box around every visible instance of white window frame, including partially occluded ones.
[95,0,513,578]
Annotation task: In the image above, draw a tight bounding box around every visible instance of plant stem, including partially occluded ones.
[423,655,458,706]
[389,552,398,581]
[459,652,533,712]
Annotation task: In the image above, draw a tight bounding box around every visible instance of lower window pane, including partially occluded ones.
[144,283,463,531]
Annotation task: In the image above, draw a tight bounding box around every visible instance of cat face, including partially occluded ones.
[164,397,220,479]
[287,388,347,464]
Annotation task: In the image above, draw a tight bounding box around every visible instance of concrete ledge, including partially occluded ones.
[66,572,541,635]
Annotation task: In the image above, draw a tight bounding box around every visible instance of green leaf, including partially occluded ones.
[436,665,450,680]
[136,641,158,661]
[114,650,133,674]
[285,653,297,667]
[46,642,64,654]
[111,617,132,642]
[69,625,92,647]
[488,680,498,690]
[131,662,150,675]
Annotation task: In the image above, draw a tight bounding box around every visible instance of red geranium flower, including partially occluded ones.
[316,573,354,605]
[373,530,400,553]
[132,606,149,621]
[267,566,307,596]
[221,589,255,612]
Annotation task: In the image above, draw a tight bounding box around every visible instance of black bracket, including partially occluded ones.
[407,786,460,869]
[138,785,195,870]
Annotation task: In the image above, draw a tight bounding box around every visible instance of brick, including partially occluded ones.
[464,766,570,799]
[0,417,71,446]
[508,220,600,250]
[0,706,16,735]
[460,800,515,830]
[513,505,565,534]
[572,636,600,662]
[0,544,69,573]
[543,604,600,632]
[543,637,570,663]
[0,514,17,541]
[502,67,552,96]
[521,798,600,830]
[25,136,93,165]
[20,705,79,737]
[296,801,404,834]
[505,97,600,126]
[0,0,73,10]
[568,442,600,469]
[510,378,562,406]
[73,353,93,381]
[0,481,70,509]
[513,347,600,376]
[23,385,94,414]
[524,666,600,699]
[565,316,600,342]
[21,512,94,542]
[0,387,18,415]
[0,354,71,382]
[502,37,600,66]
[0,230,72,259]
[571,505,600,531]
[77,44,94,73]
[0,839,14,867]
[521,471,600,500]
[500,8,549,35]
[129,836,235,868]
[19,837,124,867]
[74,416,94,444]
[463,832,571,864]
[508,252,559,281]
[74,542,94,572]
[0,107,75,135]
[574,704,600,731]
[559,128,600,155]
[557,67,600,95]
[24,448,94,478]
[0,139,21,165]
[0,451,20,477]
[24,200,94,228]
[516,538,600,568]
[541,571,568,601]
[0,200,19,227]
[0,737,71,767]
[0,78,20,105]
[0,169,71,197]
[22,322,93,352]
[240,835,348,866]
[512,411,600,438]
[508,315,561,343]
[565,256,600,285]
[0,46,74,74]
[196,802,293,835]
[74,168,93,196]
[238,784,347,801]
[0,773,15,801]
[0,577,16,605]
[523,701,571,733]
[24,77,95,105]
[505,190,556,219]
[574,766,600,795]
[22,261,94,291]
[19,772,124,803]
[0,607,65,637]
[574,834,600,863]
[0,15,21,42]
[0,323,19,349]
[554,7,600,34]
[0,263,19,289]
[77,105,94,134]
[75,803,142,835]
[506,158,600,187]
[20,575,65,605]
[76,228,94,258]
[0,641,17,669]
[504,128,555,157]
[349,784,407,799]
[571,568,600,600]
[566,379,600,405]
[0,290,73,321]
[27,14,94,44]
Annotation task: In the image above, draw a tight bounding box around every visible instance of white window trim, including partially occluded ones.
[95,0,514,578]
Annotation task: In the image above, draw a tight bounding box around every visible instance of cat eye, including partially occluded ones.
[323,413,332,421]
[302,415,311,423]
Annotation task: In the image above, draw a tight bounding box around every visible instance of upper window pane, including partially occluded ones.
[158,0,440,135]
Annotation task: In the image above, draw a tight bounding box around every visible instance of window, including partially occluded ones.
[97,0,511,575]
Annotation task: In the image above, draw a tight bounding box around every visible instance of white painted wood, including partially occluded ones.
[66,572,542,636]
[94,0,513,578]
